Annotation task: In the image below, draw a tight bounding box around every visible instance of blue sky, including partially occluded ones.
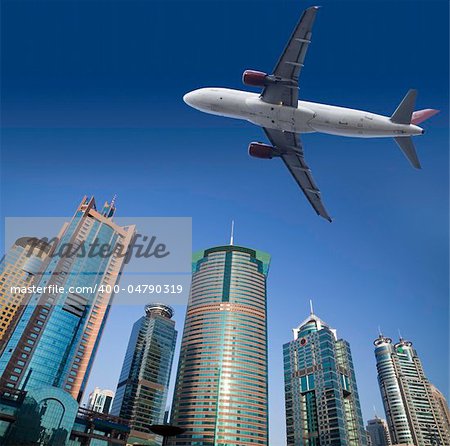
[1,1,448,444]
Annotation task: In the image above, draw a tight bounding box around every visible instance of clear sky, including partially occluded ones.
[1,1,448,444]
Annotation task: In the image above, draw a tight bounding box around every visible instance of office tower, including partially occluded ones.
[88,387,115,414]
[374,335,450,446]
[0,196,135,402]
[283,307,367,446]
[170,244,271,446]
[111,303,177,445]
[366,416,392,446]
[0,237,51,347]
[430,384,450,435]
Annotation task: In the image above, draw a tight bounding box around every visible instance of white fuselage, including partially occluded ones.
[183,88,424,138]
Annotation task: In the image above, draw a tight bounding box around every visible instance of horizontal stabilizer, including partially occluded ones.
[411,109,440,125]
[394,137,421,169]
[391,89,417,124]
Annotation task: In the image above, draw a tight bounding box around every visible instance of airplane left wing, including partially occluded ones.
[261,6,320,107]
[263,128,332,222]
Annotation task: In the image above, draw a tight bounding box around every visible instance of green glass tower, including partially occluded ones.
[170,244,270,446]
[283,308,367,446]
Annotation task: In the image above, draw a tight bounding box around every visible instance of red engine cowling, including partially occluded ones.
[248,142,276,159]
[242,70,268,87]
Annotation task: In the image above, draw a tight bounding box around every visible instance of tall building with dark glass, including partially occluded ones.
[366,416,392,446]
[283,309,367,446]
[374,334,450,446]
[0,196,135,402]
[111,303,177,445]
[170,244,271,446]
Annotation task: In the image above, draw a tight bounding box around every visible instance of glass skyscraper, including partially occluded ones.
[366,416,392,446]
[0,237,51,348]
[111,303,177,445]
[283,309,367,446]
[0,196,135,402]
[374,334,450,446]
[169,244,270,446]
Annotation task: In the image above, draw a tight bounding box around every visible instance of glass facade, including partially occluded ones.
[170,245,270,446]
[284,312,367,446]
[2,385,79,446]
[111,303,177,445]
[366,417,392,446]
[374,335,450,446]
[0,237,51,348]
[0,196,136,402]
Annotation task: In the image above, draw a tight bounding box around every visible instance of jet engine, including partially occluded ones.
[248,142,279,159]
[242,70,268,87]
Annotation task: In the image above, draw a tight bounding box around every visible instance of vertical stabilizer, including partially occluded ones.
[391,89,417,124]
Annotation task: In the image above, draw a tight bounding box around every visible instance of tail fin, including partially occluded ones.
[391,89,417,124]
[394,137,421,169]
[411,108,440,125]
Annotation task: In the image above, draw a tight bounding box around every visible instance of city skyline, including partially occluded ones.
[1,0,448,444]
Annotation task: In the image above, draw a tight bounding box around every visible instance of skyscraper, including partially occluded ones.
[366,416,392,446]
[0,196,135,402]
[0,237,51,347]
[111,303,177,445]
[430,384,450,436]
[283,307,367,446]
[170,244,271,446]
[88,387,115,414]
[374,334,450,446]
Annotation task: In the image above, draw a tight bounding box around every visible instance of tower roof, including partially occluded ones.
[145,303,174,319]
[373,334,392,346]
[293,305,337,340]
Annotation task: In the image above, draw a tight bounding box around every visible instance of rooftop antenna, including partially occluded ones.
[398,328,403,340]
[378,325,383,336]
[309,299,314,315]
[110,194,117,208]
[230,220,235,245]
[373,405,378,418]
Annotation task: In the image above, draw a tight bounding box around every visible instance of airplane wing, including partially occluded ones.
[261,6,320,107]
[263,128,332,222]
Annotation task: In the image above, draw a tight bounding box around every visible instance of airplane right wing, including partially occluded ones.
[261,6,320,107]
[263,128,332,222]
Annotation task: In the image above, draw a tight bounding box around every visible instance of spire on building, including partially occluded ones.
[293,303,337,340]
[230,220,235,245]
[101,195,117,218]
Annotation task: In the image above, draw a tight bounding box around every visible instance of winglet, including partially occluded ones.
[394,137,421,169]
[391,89,417,124]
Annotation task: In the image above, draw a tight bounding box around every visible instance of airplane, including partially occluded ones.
[183,6,439,222]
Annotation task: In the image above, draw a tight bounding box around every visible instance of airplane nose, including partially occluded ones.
[183,91,201,108]
[183,91,194,106]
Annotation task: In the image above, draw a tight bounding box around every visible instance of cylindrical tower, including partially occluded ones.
[374,335,415,445]
[170,245,270,445]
